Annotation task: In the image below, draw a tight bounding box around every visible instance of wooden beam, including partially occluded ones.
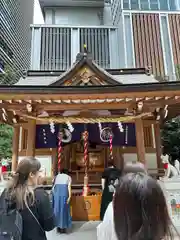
[0,102,132,111]
[1,96,180,113]
[144,97,180,107]
[26,120,36,157]
[11,126,20,172]
[135,118,146,164]
[0,90,180,101]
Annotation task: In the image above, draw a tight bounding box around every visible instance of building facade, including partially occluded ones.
[30,0,119,71]
[30,0,180,80]
[0,0,35,84]
[111,0,180,80]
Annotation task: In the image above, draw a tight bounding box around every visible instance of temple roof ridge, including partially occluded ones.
[15,49,158,86]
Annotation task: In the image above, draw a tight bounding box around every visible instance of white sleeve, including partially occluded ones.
[68,176,72,185]
[97,202,114,240]
[97,221,112,240]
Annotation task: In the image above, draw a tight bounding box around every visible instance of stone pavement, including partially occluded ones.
[46,221,180,240]
[46,221,100,240]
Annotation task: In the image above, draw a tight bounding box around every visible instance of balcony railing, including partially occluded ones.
[30,25,119,71]
[39,0,104,8]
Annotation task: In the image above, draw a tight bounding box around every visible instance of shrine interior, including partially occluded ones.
[35,121,136,185]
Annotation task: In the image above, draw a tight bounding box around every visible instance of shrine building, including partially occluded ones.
[1,52,180,220]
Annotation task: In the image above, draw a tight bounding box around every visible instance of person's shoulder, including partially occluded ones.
[112,168,121,175]
[34,187,49,200]
[102,168,109,177]
[104,168,111,173]
[116,168,122,174]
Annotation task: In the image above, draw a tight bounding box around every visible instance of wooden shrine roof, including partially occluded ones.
[0,80,180,125]
[16,53,156,86]
[4,81,180,94]
[0,52,180,125]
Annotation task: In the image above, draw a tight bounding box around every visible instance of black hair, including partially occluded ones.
[61,169,69,175]
[113,172,178,240]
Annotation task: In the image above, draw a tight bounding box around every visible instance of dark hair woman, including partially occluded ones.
[0,157,55,240]
[100,159,122,220]
[97,162,148,239]
[114,173,179,240]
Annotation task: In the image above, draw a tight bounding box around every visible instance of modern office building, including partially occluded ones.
[29,0,180,81]
[111,0,180,80]
[0,0,35,83]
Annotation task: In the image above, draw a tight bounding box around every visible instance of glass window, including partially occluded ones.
[131,0,139,9]
[169,0,177,10]
[0,59,4,71]
[140,0,150,10]
[0,36,13,59]
[123,0,130,9]
[150,0,159,10]
[160,16,174,79]
[159,0,169,10]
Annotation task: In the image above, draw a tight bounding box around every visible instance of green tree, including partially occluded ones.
[0,64,15,85]
[176,64,180,81]
[0,124,13,160]
[161,117,180,162]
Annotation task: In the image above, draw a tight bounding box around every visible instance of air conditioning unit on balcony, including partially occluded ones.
[39,0,104,8]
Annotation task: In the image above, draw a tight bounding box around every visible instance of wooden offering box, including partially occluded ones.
[71,191,102,221]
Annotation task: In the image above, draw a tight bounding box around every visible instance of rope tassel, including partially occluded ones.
[83,131,89,176]
[109,134,113,160]
[58,132,62,172]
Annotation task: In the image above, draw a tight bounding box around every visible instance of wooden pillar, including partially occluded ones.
[11,126,20,172]
[135,118,146,164]
[26,120,36,157]
[154,122,163,169]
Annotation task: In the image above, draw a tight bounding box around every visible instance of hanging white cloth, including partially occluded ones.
[97,202,118,240]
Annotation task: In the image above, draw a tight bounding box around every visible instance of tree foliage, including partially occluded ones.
[161,117,180,162]
[176,64,180,81]
[0,64,16,85]
[0,124,13,160]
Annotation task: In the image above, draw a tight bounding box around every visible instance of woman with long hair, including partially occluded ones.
[0,157,55,240]
[97,162,147,239]
[113,173,178,240]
